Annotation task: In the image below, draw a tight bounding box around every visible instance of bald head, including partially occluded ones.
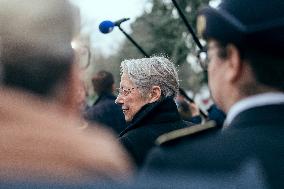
[0,0,78,56]
[0,0,80,96]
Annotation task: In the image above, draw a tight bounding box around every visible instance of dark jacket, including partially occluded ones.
[119,97,190,168]
[85,93,126,134]
[142,104,284,189]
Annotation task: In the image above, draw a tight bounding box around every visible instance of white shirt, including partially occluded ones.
[223,92,284,128]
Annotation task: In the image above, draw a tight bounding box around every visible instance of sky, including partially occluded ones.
[70,0,149,56]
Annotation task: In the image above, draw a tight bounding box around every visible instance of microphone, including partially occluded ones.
[99,20,114,34]
[99,18,130,34]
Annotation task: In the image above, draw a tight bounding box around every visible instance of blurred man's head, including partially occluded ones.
[92,70,115,96]
[0,0,79,106]
[197,0,284,112]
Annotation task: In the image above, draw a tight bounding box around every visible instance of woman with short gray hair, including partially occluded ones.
[116,56,189,168]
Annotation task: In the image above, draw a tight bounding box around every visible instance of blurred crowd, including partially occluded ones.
[0,0,283,188]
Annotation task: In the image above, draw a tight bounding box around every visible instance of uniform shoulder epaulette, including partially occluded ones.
[155,120,216,146]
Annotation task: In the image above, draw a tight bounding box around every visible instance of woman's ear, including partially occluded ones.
[148,86,161,103]
[53,63,80,115]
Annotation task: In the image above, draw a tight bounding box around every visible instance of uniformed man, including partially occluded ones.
[141,0,284,188]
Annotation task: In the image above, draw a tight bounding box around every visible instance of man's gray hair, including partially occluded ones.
[120,56,179,98]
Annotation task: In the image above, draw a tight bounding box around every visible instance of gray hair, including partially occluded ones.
[120,56,179,98]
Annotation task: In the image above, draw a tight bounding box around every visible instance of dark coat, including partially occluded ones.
[119,97,190,168]
[142,104,284,189]
[85,93,126,134]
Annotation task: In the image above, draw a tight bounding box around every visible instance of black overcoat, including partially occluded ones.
[119,97,189,167]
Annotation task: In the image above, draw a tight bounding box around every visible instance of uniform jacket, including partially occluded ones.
[85,93,126,134]
[142,104,284,189]
[119,97,190,168]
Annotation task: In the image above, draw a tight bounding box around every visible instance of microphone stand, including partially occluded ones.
[117,25,150,58]
[171,0,209,119]
[171,0,203,50]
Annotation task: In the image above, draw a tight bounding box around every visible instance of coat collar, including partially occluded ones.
[224,92,284,127]
[224,103,284,130]
[119,97,181,136]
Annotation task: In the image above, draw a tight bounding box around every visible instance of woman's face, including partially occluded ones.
[115,73,150,123]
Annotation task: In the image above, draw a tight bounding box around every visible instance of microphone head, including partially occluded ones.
[99,20,115,34]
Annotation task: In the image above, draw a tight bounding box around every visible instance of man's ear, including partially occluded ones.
[56,63,82,115]
[225,44,243,83]
[148,86,161,103]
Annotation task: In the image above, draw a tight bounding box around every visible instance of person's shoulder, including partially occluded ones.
[155,120,218,146]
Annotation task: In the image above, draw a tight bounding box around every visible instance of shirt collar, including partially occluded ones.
[223,92,284,127]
